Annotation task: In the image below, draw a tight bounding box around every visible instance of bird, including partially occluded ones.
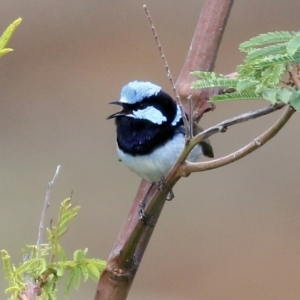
[107,81,214,183]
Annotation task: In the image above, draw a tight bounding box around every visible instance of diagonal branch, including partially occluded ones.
[95,1,234,299]
[176,0,234,120]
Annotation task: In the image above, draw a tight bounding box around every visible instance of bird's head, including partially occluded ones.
[107,81,182,126]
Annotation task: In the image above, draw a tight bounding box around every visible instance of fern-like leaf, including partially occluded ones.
[192,78,237,89]
[260,64,286,87]
[236,79,259,92]
[210,92,262,102]
[190,71,223,80]
[286,33,300,55]
[246,43,287,61]
[0,18,22,51]
[254,54,296,68]
[288,89,300,110]
[239,31,296,52]
[86,263,101,282]
[1,250,13,286]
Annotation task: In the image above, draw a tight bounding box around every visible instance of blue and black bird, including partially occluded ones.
[107,81,214,183]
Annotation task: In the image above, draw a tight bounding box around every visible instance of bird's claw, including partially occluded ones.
[139,201,156,227]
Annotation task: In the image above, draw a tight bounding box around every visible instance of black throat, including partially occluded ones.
[114,91,183,156]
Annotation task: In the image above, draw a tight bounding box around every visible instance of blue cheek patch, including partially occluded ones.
[171,105,182,126]
[132,106,167,125]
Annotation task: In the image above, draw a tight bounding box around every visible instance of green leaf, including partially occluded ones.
[239,31,296,51]
[286,33,300,55]
[56,266,64,277]
[57,244,67,262]
[44,284,58,300]
[246,44,287,61]
[210,92,262,102]
[73,267,82,290]
[192,78,237,89]
[0,18,22,50]
[261,89,277,104]
[260,64,286,87]
[74,249,87,262]
[190,71,220,80]
[4,285,20,294]
[289,89,300,110]
[86,264,100,282]
[276,88,292,104]
[65,269,75,297]
[1,250,13,285]
[0,48,13,58]
[80,264,89,282]
[236,79,259,92]
[257,53,296,67]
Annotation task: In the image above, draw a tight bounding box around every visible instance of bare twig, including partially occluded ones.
[178,105,295,175]
[187,95,193,138]
[188,102,286,149]
[36,165,61,253]
[143,5,190,137]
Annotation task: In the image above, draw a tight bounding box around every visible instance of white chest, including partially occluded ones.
[117,133,202,183]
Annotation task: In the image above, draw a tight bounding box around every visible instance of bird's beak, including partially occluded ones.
[106,101,127,120]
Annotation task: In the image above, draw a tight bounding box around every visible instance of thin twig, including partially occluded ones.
[170,103,286,176]
[187,95,193,138]
[36,165,61,253]
[179,105,295,175]
[143,5,190,137]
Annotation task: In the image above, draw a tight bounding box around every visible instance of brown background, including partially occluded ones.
[1,1,300,299]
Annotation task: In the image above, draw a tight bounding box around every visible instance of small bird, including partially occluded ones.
[107,81,214,183]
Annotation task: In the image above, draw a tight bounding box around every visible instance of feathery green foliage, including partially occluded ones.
[0,18,22,58]
[239,31,297,51]
[2,199,106,300]
[191,31,300,110]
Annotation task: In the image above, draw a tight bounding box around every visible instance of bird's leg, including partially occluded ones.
[157,177,165,191]
[166,189,174,201]
[157,177,175,201]
[139,201,156,227]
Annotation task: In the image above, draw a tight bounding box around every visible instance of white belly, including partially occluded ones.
[117,133,202,183]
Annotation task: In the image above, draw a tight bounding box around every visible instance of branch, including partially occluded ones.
[180,101,286,160]
[176,0,234,120]
[179,105,295,175]
[36,165,61,252]
[19,166,61,300]
[95,1,234,299]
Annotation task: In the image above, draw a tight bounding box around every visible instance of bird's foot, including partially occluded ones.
[139,201,156,227]
[157,177,165,191]
[157,178,175,201]
[166,189,175,201]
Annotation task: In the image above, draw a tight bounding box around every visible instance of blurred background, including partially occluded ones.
[0,0,300,299]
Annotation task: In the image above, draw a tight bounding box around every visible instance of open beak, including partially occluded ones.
[106,101,127,120]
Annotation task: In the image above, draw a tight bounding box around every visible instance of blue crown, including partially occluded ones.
[120,81,161,104]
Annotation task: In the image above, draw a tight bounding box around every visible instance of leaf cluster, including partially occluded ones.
[1,199,106,300]
[0,18,22,58]
[191,31,300,110]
